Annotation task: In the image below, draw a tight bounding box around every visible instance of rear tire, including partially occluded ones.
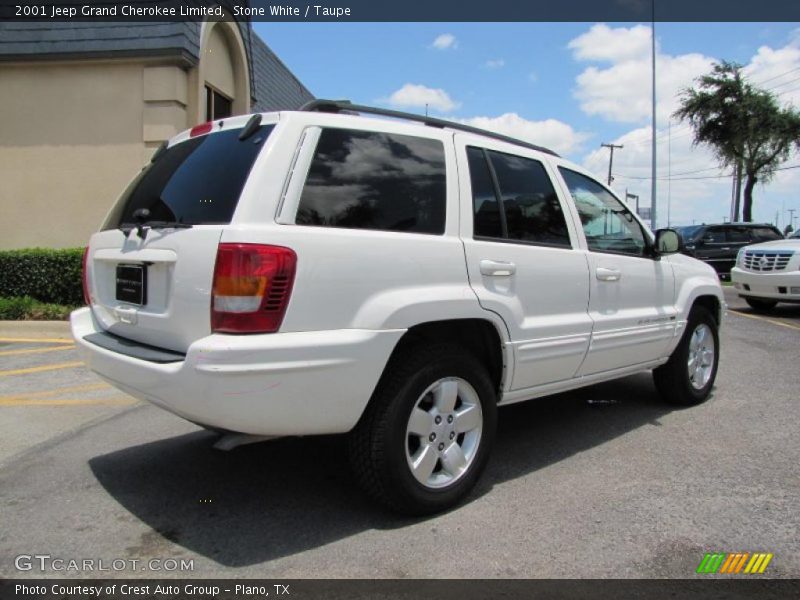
[744,297,778,311]
[653,306,719,406]
[349,343,497,516]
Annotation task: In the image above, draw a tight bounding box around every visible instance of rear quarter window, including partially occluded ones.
[295,128,446,235]
[751,227,783,242]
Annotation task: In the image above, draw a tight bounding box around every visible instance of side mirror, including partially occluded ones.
[654,228,682,255]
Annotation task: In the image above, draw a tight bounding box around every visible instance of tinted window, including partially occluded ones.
[490,151,570,246]
[725,227,750,243]
[468,147,571,247]
[702,228,727,243]
[467,147,502,238]
[559,167,647,256]
[105,125,273,229]
[751,227,782,242]
[296,129,446,235]
[675,225,703,242]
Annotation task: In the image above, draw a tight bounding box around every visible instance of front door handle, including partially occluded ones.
[596,267,621,282]
[480,259,516,277]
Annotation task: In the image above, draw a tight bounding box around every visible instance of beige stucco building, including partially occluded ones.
[0,21,313,249]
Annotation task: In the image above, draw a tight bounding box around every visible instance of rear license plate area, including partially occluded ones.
[116,264,147,305]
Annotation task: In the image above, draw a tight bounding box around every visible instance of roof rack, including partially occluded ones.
[299,99,559,157]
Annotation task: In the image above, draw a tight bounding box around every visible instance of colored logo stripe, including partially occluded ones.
[697,552,773,574]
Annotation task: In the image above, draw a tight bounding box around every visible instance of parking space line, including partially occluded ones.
[0,337,73,344]
[0,396,135,407]
[0,361,84,377]
[0,345,75,357]
[729,309,800,331]
[0,383,110,402]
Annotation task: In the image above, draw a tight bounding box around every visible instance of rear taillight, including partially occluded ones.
[82,246,91,305]
[211,244,297,334]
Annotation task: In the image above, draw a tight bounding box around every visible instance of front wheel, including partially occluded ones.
[349,343,497,516]
[653,306,719,406]
[744,297,777,311]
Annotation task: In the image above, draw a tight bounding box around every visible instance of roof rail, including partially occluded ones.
[298,99,559,157]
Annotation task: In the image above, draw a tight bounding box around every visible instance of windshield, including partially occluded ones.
[103,124,274,229]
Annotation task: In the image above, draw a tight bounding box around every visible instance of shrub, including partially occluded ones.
[0,296,76,321]
[0,296,35,320]
[0,247,84,306]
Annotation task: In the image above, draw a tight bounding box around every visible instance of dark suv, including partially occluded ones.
[675,223,784,277]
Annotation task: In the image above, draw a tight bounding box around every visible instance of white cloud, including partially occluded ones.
[580,126,800,228]
[485,59,505,69]
[569,24,714,124]
[385,83,460,112]
[570,26,800,228]
[744,43,800,108]
[431,33,457,50]
[568,23,653,63]
[457,113,590,156]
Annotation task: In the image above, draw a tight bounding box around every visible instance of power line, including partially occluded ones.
[614,163,800,181]
[750,65,800,87]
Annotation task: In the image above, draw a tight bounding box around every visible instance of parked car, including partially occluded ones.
[675,223,783,278]
[71,100,724,515]
[789,229,800,239]
[731,237,800,310]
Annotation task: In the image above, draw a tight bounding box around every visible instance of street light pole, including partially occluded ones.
[650,1,657,230]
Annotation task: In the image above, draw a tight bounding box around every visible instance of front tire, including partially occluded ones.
[745,297,778,311]
[653,306,719,406]
[349,343,497,516]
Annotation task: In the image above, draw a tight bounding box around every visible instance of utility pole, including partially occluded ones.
[601,143,623,186]
[789,209,797,231]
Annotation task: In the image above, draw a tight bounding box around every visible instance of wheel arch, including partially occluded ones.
[376,318,509,399]
[690,294,723,326]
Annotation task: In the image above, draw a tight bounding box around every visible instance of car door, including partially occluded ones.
[695,226,731,274]
[555,167,677,375]
[456,136,593,390]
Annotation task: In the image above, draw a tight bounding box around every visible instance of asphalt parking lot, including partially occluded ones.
[0,287,797,579]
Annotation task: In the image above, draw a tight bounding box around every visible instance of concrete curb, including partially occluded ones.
[0,320,71,339]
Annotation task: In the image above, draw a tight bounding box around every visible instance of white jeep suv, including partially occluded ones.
[71,101,724,515]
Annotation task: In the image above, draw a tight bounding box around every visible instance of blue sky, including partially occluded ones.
[255,22,800,229]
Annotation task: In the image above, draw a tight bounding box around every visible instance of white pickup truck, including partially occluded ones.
[72,101,724,515]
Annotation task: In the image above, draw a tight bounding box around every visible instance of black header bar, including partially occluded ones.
[1,0,799,22]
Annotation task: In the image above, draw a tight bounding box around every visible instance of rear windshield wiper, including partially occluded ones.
[119,220,193,239]
[142,221,194,229]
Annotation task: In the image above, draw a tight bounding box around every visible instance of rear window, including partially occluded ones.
[295,128,446,235]
[103,124,273,229]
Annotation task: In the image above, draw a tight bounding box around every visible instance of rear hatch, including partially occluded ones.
[85,119,274,353]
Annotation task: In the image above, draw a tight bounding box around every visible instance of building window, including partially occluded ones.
[205,85,233,121]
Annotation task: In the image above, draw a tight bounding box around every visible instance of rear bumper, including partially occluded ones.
[71,307,404,435]
[731,268,800,302]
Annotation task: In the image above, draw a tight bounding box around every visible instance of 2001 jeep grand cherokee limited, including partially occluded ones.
[72,100,724,515]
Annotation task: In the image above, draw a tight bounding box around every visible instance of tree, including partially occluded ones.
[674,62,800,222]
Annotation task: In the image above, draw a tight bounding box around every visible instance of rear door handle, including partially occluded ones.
[480,259,516,277]
[596,267,621,282]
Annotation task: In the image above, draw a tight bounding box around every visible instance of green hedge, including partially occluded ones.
[0,247,84,306]
[0,296,77,320]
